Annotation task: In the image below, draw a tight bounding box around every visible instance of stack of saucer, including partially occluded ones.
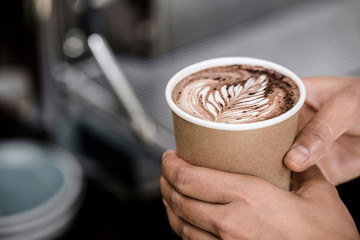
[0,140,84,240]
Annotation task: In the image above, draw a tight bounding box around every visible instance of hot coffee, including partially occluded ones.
[172,65,300,124]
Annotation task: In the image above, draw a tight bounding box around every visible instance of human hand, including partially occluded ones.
[161,150,359,240]
[284,76,360,185]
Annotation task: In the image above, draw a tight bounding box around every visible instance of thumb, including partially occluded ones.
[284,87,360,172]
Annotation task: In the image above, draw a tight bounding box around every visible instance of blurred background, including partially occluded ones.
[1,0,360,239]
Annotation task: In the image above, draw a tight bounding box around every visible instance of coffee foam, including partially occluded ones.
[172,65,300,124]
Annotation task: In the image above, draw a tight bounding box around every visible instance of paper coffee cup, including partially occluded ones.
[165,57,306,190]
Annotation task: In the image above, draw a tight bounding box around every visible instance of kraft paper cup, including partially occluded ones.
[165,57,306,190]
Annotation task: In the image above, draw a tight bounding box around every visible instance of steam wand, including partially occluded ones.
[88,34,157,144]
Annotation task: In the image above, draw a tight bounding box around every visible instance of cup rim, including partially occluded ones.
[165,57,306,131]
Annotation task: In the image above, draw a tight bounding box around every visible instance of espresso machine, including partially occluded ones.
[23,0,360,238]
[34,0,304,200]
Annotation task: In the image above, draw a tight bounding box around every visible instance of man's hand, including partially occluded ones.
[161,151,359,240]
[284,77,360,185]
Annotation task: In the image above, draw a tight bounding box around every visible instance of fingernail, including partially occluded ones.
[162,151,168,161]
[163,150,176,161]
[287,145,309,164]
[162,198,168,208]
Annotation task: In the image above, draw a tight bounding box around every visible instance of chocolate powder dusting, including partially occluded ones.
[235,64,299,114]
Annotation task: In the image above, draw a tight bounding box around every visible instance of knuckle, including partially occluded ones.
[334,85,360,124]
[215,221,230,237]
[174,166,195,190]
[168,190,183,215]
[232,176,272,203]
[304,119,333,147]
[180,223,193,240]
[231,186,254,205]
[212,207,260,240]
[344,82,360,99]
[161,155,171,171]
[212,214,237,239]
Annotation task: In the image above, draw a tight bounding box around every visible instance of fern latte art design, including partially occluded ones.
[172,65,300,124]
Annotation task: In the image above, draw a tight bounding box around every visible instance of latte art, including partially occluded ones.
[172,65,300,124]
[182,75,271,123]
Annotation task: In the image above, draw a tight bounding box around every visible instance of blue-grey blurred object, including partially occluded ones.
[0,140,84,240]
